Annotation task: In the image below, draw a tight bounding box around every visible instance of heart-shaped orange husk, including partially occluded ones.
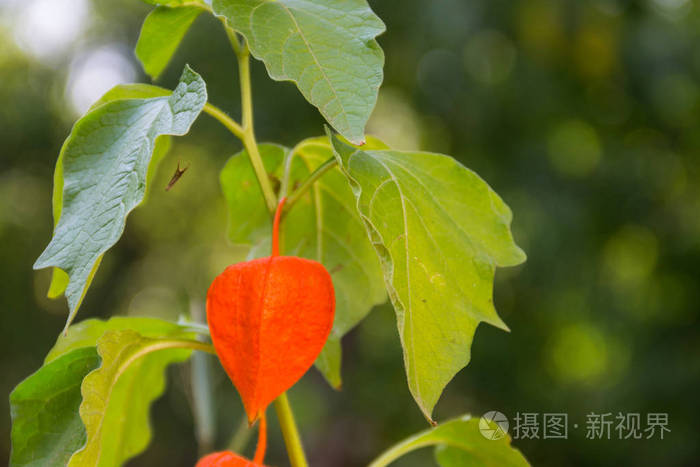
[196,451,266,467]
[207,198,335,423]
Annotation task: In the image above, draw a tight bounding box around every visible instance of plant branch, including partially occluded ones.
[284,157,337,211]
[219,20,277,213]
[236,43,277,213]
[279,141,303,199]
[157,339,217,355]
[274,393,309,467]
[279,140,330,199]
[203,103,245,140]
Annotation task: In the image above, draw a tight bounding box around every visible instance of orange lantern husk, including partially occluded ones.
[206,197,335,423]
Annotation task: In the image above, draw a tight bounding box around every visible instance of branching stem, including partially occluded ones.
[203,103,244,140]
[284,158,337,211]
[219,20,277,213]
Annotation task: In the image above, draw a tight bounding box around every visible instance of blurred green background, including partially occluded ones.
[1,0,699,465]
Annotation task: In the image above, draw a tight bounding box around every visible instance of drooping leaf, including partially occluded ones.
[212,0,385,144]
[136,6,204,80]
[34,66,207,330]
[219,137,386,387]
[68,330,194,467]
[367,415,528,467]
[46,316,195,363]
[9,348,100,467]
[11,318,196,467]
[45,84,174,300]
[329,132,526,422]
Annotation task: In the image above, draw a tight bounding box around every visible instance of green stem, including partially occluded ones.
[278,141,303,199]
[242,130,277,214]
[220,21,277,213]
[179,321,211,336]
[156,339,216,355]
[203,103,245,140]
[235,35,277,213]
[274,393,309,467]
[284,157,337,211]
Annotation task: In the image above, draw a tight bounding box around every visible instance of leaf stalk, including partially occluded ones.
[284,158,338,211]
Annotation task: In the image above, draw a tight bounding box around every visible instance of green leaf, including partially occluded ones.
[435,444,528,467]
[34,66,207,330]
[136,6,204,80]
[45,84,172,300]
[219,137,386,387]
[212,0,385,144]
[313,334,342,388]
[90,83,171,105]
[46,316,195,363]
[368,415,528,467]
[220,143,286,244]
[329,132,526,422]
[11,318,197,467]
[142,0,207,6]
[10,348,101,467]
[68,330,194,467]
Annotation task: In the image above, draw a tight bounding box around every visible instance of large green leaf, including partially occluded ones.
[330,133,526,422]
[46,316,195,363]
[68,330,194,467]
[11,318,196,467]
[34,66,207,330]
[212,0,385,144]
[219,137,386,387]
[45,84,174,301]
[368,415,528,467]
[136,6,204,80]
[9,348,100,467]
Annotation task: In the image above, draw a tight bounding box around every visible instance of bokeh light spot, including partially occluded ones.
[367,87,421,150]
[11,0,90,61]
[548,323,609,384]
[603,225,659,288]
[547,119,602,177]
[66,46,136,115]
[463,30,516,85]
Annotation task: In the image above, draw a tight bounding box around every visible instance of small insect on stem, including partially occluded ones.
[165,161,190,191]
